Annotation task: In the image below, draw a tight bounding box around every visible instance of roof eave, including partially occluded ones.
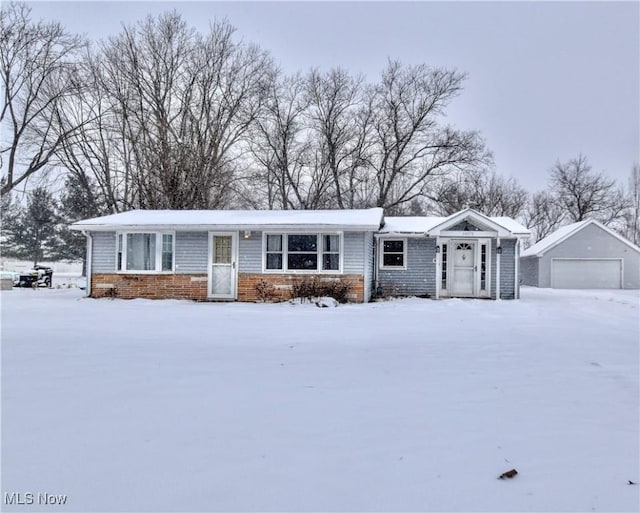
[70,223,382,232]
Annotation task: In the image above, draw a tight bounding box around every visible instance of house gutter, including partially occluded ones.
[514,239,520,299]
[496,237,501,300]
[435,235,440,299]
[373,236,379,296]
[71,223,383,232]
[84,231,92,298]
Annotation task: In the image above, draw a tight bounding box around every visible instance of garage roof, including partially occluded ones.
[521,219,640,257]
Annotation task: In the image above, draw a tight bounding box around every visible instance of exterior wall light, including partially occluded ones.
[496,246,502,254]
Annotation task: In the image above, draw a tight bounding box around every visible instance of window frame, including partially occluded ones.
[262,232,344,274]
[379,237,407,270]
[264,233,284,271]
[115,231,175,274]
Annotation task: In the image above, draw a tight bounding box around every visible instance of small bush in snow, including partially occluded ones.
[290,276,352,303]
[374,283,402,300]
[254,279,277,302]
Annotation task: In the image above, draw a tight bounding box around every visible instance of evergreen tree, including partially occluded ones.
[53,173,105,275]
[1,179,21,258]
[2,187,60,266]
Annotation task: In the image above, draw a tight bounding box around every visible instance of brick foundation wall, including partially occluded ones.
[91,274,208,300]
[238,274,364,303]
[90,273,365,302]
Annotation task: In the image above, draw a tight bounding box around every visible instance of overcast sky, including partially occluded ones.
[28,1,640,192]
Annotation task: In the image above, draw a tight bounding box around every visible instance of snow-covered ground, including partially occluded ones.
[0,259,82,275]
[1,287,638,512]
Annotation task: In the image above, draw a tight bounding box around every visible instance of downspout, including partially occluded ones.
[373,235,379,296]
[435,234,440,299]
[496,237,501,300]
[514,239,520,299]
[84,231,92,298]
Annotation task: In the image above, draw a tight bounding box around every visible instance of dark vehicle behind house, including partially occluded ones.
[16,266,53,288]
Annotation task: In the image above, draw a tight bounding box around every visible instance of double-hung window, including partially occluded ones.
[263,233,342,273]
[322,234,340,271]
[265,234,283,270]
[380,239,406,269]
[116,232,174,272]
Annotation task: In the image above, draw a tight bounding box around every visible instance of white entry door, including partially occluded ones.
[209,233,237,298]
[451,241,476,297]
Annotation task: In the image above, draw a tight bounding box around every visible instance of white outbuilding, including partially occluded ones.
[520,220,640,289]
[520,219,640,289]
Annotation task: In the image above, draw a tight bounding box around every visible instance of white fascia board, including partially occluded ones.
[70,223,381,232]
[428,230,517,239]
[375,232,427,238]
[428,208,511,236]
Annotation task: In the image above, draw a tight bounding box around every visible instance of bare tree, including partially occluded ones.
[58,13,273,211]
[248,72,312,209]
[431,168,528,217]
[550,154,627,224]
[521,190,565,243]
[0,2,86,196]
[622,162,640,245]
[366,60,491,212]
[305,68,371,209]
[54,49,134,213]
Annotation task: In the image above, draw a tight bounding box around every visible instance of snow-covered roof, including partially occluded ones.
[378,217,444,234]
[521,222,588,257]
[379,209,530,237]
[490,217,531,236]
[521,219,640,257]
[70,208,385,232]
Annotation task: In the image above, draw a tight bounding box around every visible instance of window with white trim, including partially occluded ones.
[116,232,174,272]
[380,239,406,269]
[265,234,283,270]
[322,234,340,271]
[288,234,318,270]
[263,233,342,273]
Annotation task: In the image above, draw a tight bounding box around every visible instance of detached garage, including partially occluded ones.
[520,220,640,289]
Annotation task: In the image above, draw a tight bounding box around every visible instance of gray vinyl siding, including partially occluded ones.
[91,230,370,276]
[238,232,262,273]
[237,230,367,275]
[490,240,497,299]
[496,239,516,299]
[378,238,436,297]
[487,239,517,299]
[343,232,365,274]
[91,231,209,274]
[363,232,374,301]
[175,232,208,273]
[520,255,539,287]
[91,232,116,273]
[536,223,640,288]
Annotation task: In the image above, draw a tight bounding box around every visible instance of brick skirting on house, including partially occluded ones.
[91,274,208,300]
[237,274,364,302]
[90,273,365,302]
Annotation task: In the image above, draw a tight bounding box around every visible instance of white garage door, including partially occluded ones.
[551,259,622,289]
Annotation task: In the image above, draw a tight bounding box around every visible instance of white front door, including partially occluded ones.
[209,233,237,299]
[451,241,476,297]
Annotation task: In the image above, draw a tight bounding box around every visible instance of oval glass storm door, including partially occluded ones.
[451,242,476,296]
